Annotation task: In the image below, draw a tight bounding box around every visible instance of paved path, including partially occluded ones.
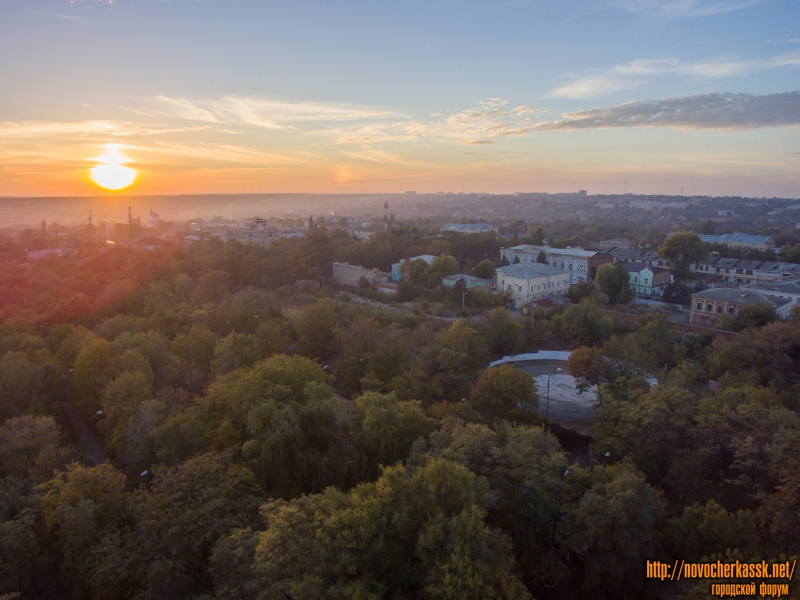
[63,401,109,466]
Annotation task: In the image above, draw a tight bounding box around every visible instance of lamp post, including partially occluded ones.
[545,367,563,430]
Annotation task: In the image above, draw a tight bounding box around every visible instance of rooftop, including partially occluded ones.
[508,244,600,258]
[497,263,571,279]
[692,287,791,308]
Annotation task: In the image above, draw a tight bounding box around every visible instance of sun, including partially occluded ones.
[90,144,138,190]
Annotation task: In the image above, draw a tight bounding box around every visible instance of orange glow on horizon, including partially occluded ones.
[89,144,138,191]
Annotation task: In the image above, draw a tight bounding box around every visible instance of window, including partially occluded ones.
[716,305,722,313]
[644,278,649,285]
[634,277,638,283]
[569,264,573,270]
[561,262,565,269]
[707,304,713,311]
[518,285,522,292]
[728,307,734,314]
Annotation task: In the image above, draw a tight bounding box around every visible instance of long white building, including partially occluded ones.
[500,245,612,284]
[496,263,572,308]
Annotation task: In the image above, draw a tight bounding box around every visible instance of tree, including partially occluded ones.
[552,301,614,347]
[89,452,261,599]
[595,263,632,305]
[472,259,496,280]
[252,459,530,600]
[39,463,128,596]
[535,250,547,264]
[433,321,490,402]
[469,365,536,417]
[211,332,261,375]
[559,462,664,599]
[99,371,153,457]
[666,500,758,561]
[658,233,707,276]
[719,302,776,332]
[291,300,337,360]
[418,419,569,592]
[476,308,524,359]
[426,255,458,287]
[0,416,70,483]
[346,392,435,482]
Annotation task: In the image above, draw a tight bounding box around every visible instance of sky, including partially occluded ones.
[0,0,798,198]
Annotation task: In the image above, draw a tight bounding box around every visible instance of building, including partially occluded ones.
[440,223,498,234]
[609,248,673,269]
[744,280,800,306]
[496,263,572,308]
[353,227,376,240]
[500,245,612,284]
[225,227,278,248]
[690,256,800,284]
[332,262,389,287]
[440,274,489,290]
[391,254,436,281]
[690,288,792,326]
[147,209,160,228]
[599,238,631,251]
[695,233,776,251]
[623,264,672,297]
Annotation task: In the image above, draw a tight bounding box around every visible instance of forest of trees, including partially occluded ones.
[0,231,798,599]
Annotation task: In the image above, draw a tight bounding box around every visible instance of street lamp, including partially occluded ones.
[545,367,563,430]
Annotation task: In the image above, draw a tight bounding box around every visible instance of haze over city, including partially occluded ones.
[1,0,799,199]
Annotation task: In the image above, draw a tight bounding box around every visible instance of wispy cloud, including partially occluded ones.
[37,12,87,22]
[550,49,800,98]
[612,0,763,17]
[327,98,544,146]
[537,91,800,130]
[150,96,392,129]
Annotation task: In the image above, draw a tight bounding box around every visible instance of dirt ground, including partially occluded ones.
[512,360,599,435]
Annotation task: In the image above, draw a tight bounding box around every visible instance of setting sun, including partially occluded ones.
[90,144,137,190]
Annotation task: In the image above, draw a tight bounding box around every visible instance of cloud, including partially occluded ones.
[37,12,87,22]
[612,0,763,17]
[151,96,392,129]
[326,98,544,147]
[536,91,800,130]
[550,50,800,98]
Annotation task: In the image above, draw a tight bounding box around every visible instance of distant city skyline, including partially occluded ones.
[1,0,798,197]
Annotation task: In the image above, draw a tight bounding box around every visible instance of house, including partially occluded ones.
[132,235,165,250]
[695,233,776,252]
[609,248,673,269]
[744,280,800,306]
[332,262,389,287]
[391,254,436,281]
[496,263,572,308]
[690,256,800,284]
[500,245,612,284]
[599,238,631,251]
[440,223,498,234]
[754,262,800,282]
[690,288,792,326]
[353,227,376,240]
[147,209,160,228]
[440,274,489,290]
[623,264,672,297]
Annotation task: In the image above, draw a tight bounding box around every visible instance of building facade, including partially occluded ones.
[332,262,389,287]
[440,274,490,290]
[496,263,572,307]
[696,233,776,251]
[440,223,498,234]
[690,288,792,326]
[500,245,612,284]
[391,254,436,281]
[623,264,672,297]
